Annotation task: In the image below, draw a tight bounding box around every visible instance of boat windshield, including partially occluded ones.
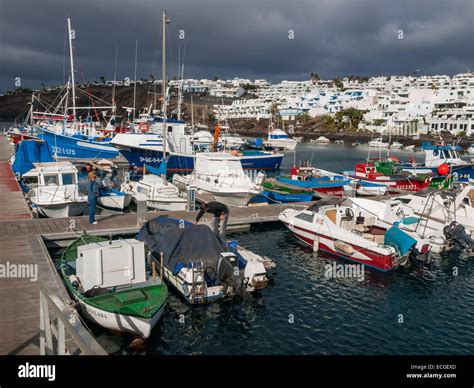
[62,173,76,185]
[44,174,59,186]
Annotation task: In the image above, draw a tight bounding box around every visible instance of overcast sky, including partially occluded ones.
[0,0,473,92]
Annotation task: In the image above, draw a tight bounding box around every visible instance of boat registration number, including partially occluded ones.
[137,187,149,195]
[139,156,162,164]
[51,146,76,156]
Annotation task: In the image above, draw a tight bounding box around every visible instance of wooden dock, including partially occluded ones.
[0,135,32,220]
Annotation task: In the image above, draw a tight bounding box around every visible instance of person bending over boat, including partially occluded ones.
[87,171,100,225]
[195,201,229,239]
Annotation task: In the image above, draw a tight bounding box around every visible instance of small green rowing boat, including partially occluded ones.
[59,234,168,338]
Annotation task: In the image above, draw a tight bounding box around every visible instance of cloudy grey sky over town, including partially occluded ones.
[0,0,473,92]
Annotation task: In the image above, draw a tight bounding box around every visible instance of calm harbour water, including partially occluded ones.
[93,143,473,355]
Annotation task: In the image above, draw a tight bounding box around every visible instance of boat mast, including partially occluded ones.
[191,95,194,134]
[67,18,76,119]
[162,10,169,181]
[29,92,34,125]
[133,40,138,122]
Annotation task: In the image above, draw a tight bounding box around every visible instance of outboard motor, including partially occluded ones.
[216,252,243,293]
[443,222,474,253]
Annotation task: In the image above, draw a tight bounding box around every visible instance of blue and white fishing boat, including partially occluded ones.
[37,18,119,160]
[276,165,351,197]
[398,142,474,183]
[97,188,132,211]
[38,127,119,159]
[111,127,283,172]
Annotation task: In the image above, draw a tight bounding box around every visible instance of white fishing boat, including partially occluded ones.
[192,129,214,149]
[137,217,270,304]
[262,127,298,151]
[279,198,434,271]
[390,141,403,149]
[22,162,87,218]
[122,174,187,211]
[219,128,247,149]
[311,136,330,144]
[369,138,389,148]
[60,235,167,338]
[172,153,264,206]
[397,185,474,235]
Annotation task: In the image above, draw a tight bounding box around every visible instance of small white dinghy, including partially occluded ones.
[97,188,132,211]
[22,162,87,218]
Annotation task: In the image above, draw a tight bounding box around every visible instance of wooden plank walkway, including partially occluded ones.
[0,201,314,239]
[0,234,76,355]
[0,135,32,220]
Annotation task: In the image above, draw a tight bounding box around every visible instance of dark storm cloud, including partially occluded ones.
[0,0,473,92]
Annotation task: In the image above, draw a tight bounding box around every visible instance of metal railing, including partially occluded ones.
[39,283,107,355]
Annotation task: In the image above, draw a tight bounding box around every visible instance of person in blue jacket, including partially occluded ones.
[87,171,100,224]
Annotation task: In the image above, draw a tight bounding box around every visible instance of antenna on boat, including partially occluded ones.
[67,18,76,119]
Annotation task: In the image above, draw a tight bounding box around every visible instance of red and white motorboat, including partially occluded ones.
[279,198,432,272]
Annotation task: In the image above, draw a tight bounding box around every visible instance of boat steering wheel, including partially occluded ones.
[345,208,355,221]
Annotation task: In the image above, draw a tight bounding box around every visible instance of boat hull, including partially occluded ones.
[200,190,257,207]
[78,298,165,338]
[39,128,119,159]
[118,147,283,172]
[262,140,297,151]
[264,191,313,203]
[401,164,474,183]
[281,220,396,272]
[145,199,187,211]
[347,173,430,192]
[276,176,348,197]
[35,201,87,218]
[97,193,132,211]
[161,266,224,304]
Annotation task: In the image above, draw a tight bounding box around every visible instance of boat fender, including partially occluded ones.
[69,274,80,289]
[334,240,355,255]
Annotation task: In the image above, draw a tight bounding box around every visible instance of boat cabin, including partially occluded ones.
[76,239,147,293]
[354,162,388,180]
[421,144,465,168]
[268,129,290,140]
[22,162,79,188]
